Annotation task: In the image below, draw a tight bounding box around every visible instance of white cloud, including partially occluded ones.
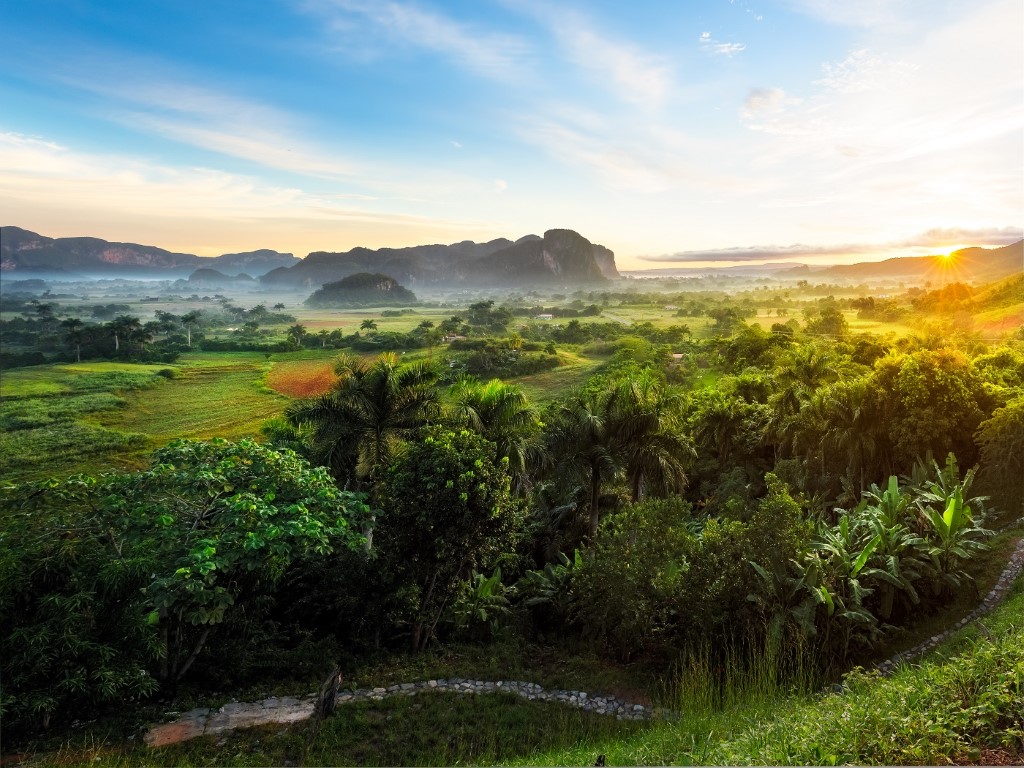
[559,23,673,105]
[450,140,463,149]
[700,32,746,57]
[784,0,912,28]
[0,131,486,230]
[58,67,359,180]
[494,178,508,192]
[741,87,795,118]
[712,43,746,56]
[814,49,916,94]
[311,0,532,82]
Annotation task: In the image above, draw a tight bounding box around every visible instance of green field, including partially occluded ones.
[0,357,288,481]
[510,350,605,402]
[96,355,286,444]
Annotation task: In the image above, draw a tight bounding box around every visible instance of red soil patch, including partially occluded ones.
[267,360,337,398]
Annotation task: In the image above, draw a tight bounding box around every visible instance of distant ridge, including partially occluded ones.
[820,241,1023,283]
[261,229,618,288]
[627,241,1023,283]
[0,226,615,286]
[0,226,298,277]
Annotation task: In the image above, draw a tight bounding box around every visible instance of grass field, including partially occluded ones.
[0,357,290,481]
[974,302,1024,336]
[31,572,1024,767]
[511,351,605,402]
[0,363,178,480]
[97,358,286,443]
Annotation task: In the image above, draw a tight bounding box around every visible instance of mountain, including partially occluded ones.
[306,273,418,307]
[262,229,618,288]
[261,238,517,288]
[207,249,298,275]
[464,229,618,284]
[187,268,256,287]
[820,241,1023,283]
[0,227,296,277]
[1,226,198,274]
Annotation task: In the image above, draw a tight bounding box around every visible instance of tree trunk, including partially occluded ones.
[588,467,602,541]
[75,343,81,363]
[174,626,211,682]
[114,332,119,352]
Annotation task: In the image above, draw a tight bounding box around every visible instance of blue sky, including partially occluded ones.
[0,0,1021,269]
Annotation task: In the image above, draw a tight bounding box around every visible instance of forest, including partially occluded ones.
[1,273,1022,764]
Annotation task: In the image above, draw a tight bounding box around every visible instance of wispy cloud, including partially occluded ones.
[553,19,673,105]
[741,87,797,118]
[784,0,912,28]
[55,63,358,180]
[814,49,916,94]
[308,0,532,82]
[0,131,486,230]
[501,1,674,106]
[699,31,746,57]
[640,227,1024,263]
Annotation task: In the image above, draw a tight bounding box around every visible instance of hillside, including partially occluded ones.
[261,229,618,288]
[822,240,1023,283]
[0,227,297,277]
[305,272,418,307]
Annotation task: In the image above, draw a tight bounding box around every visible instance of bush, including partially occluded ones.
[378,428,524,649]
[0,439,367,733]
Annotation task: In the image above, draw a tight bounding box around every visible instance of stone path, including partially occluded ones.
[146,528,1024,748]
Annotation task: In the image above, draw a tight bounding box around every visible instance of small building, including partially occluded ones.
[535,313,554,320]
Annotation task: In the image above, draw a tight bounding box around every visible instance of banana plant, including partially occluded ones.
[517,549,581,623]
[746,557,820,653]
[858,477,927,620]
[448,566,514,635]
[811,515,884,660]
[919,487,992,595]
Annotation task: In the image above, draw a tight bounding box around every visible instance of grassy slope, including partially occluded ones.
[31,575,1023,767]
[517,576,1024,766]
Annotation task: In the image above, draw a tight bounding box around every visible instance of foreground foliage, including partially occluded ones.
[0,439,366,733]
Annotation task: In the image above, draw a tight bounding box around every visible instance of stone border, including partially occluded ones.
[145,681,659,747]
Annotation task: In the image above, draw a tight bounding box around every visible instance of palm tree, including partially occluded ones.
[448,377,541,493]
[288,352,440,488]
[109,315,140,353]
[821,379,879,493]
[615,373,693,502]
[360,319,378,333]
[288,324,308,347]
[61,318,86,363]
[546,392,620,541]
[771,344,838,420]
[287,353,440,549]
[181,311,201,347]
[546,375,690,540]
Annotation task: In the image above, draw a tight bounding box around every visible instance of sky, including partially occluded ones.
[0,0,1021,270]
